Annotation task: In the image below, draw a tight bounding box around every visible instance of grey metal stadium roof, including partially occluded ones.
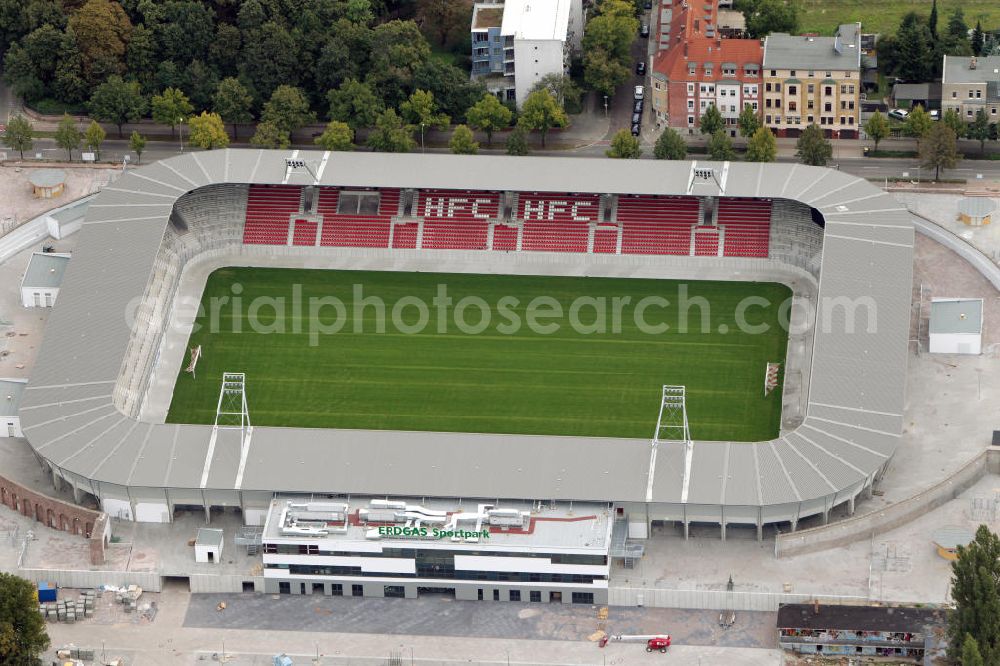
[18,151,913,510]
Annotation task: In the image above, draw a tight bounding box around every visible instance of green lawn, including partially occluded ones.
[166,268,790,441]
[800,0,1000,35]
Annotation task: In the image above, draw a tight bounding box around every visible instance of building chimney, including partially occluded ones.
[970,57,978,70]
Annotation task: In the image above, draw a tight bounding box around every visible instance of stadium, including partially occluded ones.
[16,150,913,600]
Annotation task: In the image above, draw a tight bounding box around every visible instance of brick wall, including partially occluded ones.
[0,473,108,565]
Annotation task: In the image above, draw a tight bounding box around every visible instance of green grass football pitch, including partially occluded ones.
[166,268,791,441]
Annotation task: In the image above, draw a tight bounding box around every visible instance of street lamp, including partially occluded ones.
[603,95,609,117]
[420,122,426,153]
[178,117,185,152]
[504,649,510,666]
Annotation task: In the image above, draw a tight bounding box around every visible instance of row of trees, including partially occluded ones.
[864,105,995,155]
[582,0,640,98]
[2,0,487,131]
[879,1,984,83]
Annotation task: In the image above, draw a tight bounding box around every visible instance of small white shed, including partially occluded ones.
[195,528,224,564]
[20,252,70,308]
[929,298,983,355]
[0,378,27,438]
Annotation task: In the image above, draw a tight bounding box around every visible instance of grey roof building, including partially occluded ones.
[763,23,862,71]
[17,151,913,537]
[941,55,1000,120]
[21,252,70,290]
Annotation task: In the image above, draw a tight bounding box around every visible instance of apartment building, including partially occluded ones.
[761,23,862,138]
[470,0,583,107]
[650,0,762,134]
[261,498,614,603]
[941,55,1000,123]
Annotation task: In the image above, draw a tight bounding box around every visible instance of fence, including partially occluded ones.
[775,448,1000,558]
[9,567,161,591]
[608,586,869,612]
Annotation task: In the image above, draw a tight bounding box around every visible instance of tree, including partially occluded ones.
[795,124,832,166]
[412,59,486,122]
[904,105,933,149]
[736,0,800,38]
[0,572,50,664]
[584,49,631,98]
[948,526,1000,664]
[881,13,936,82]
[929,0,938,40]
[239,21,300,102]
[88,75,148,138]
[54,114,82,162]
[400,89,450,148]
[518,89,568,148]
[963,635,985,666]
[707,129,735,160]
[66,0,133,85]
[968,108,990,154]
[944,8,971,54]
[367,109,416,153]
[972,21,984,56]
[84,120,106,160]
[654,127,687,160]
[188,112,230,150]
[1,114,33,160]
[745,126,777,162]
[261,85,316,135]
[737,104,760,138]
[314,120,354,151]
[943,108,965,137]
[466,94,512,146]
[129,130,146,164]
[863,111,890,152]
[327,79,383,130]
[449,124,479,154]
[920,124,960,181]
[582,3,638,97]
[506,125,529,155]
[249,120,290,149]
[529,73,583,115]
[699,105,724,136]
[151,87,194,139]
[213,77,254,139]
[606,128,642,158]
[415,0,468,48]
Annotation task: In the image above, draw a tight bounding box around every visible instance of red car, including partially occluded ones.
[646,636,671,652]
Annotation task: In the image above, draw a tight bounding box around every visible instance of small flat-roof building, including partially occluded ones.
[28,169,66,199]
[929,298,983,355]
[195,528,224,564]
[0,378,27,438]
[777,603,946,660]
[20,252,70,308]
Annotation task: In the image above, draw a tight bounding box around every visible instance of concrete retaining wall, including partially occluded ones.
[10,567,161,592]
[609,586,869,611]
[774,448,1000,558]
[189,573,264,594]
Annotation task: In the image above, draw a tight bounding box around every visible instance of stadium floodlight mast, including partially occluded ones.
[284,157,319,181]
[646,385,693,503]
[200,372,254,489]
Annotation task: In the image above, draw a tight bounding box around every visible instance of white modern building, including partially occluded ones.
[195,528,225,564]
[0,378,27,438]
[929,298,983,355]
[471,0,583,107]
[261,498,613,603]
[20,252,70,308]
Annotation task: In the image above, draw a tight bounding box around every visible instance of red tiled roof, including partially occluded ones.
[652,2,762,82]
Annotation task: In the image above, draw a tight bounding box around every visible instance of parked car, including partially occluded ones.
[634,85,645,101]
[636,61,646,75]
[887,108,909,121]
[646,636,671,653]
[631,122,641,136]
[640,23,650,37]
[644,0,652,8]
[632,112,641,124]
[633,99,644,113]
[929,109,940,121]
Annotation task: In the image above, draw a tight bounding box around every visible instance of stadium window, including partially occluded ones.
[509,590,521,601]
[530,591,541,602]
[337,191,381,215]
[331,584,343,596]
[493,589,500,600]
[352,584,364,596]
[572,592,594,604]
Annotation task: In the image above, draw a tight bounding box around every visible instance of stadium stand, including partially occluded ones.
[291,219,319,246]
[491,224,519,251]
[519,193,600,253]
[716,197,771,258]
[692,226,721,256]
[317,188,399,248]
[392,222,419,249]
[592,226,619,254]
[242,184,302,245]
[618,195,700,255]
[768,199,823,276]
[417,189,499,250]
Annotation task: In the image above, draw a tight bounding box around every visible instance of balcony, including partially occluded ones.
[504,48,514,62]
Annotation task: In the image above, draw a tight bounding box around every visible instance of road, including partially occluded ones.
[0,68,21,127]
